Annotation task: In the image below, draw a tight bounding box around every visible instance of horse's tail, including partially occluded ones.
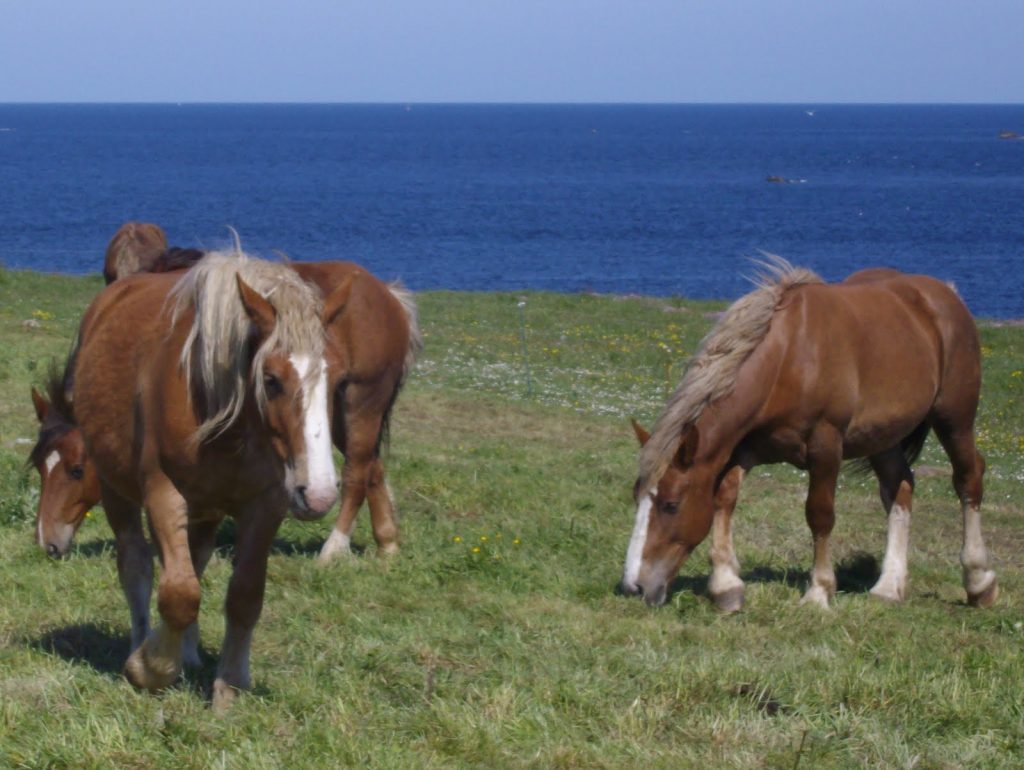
[373,282,421,454]
[388,281,422,379]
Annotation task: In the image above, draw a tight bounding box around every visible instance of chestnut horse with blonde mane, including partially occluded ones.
[69,249,355,709]
[102,222,168,284]
[621,262,997,611]
[29,240,419,562]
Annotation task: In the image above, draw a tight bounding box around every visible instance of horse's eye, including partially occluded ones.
[264,374,283,398]
[660,501,679,515]
[68,465,85,481]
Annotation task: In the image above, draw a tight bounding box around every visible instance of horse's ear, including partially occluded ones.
[630,418,650,446]
[674,425,700,468]
[236,275,277,339]
[31,387,49,423]
[322,271,359,327]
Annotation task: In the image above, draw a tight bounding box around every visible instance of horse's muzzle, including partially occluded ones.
[289,485,338,521]
[617,578,667,607]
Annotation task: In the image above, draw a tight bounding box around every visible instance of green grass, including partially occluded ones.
[1,268,1023,768]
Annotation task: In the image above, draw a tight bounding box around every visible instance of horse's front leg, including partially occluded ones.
[708,464,746,612]
[181,515,223,668]
[102,485,152,652]
[124,477,198,691]
[800,430,842,608]
[212,500,286,712]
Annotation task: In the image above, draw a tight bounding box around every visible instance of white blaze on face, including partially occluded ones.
[44,451,60,475]
[622,490,654,590]
[290,354,338,512]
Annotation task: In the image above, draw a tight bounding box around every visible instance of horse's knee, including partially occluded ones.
[157,574,201,630]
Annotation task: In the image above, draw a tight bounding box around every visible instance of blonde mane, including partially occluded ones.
[169,248,325,444]
[387,281,423,376]
[637,257,823,491]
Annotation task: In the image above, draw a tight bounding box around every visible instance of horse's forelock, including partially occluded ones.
[170,249,325,443]
[637,257,823,491]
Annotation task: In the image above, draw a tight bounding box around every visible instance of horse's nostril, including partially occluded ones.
[45,543,60,559]
[618,580,642,597]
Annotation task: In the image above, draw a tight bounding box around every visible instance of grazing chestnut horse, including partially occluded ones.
[102,222,168,284]
[70,250,353,709]
[28,250,419,562]
[620,262,997,611]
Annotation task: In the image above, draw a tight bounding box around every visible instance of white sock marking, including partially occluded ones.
[872,503,910,600]
[961,504,995,594]
[318,528,352,561]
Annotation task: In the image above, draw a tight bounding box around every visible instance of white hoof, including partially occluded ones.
[800,584,832,609]
[317,529,352,565]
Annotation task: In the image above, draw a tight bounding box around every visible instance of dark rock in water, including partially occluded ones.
[766,175,788,183]
[998,130,1022,140]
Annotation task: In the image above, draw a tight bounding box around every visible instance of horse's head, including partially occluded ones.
[29,388,100,558]
[235,272,355,520]
[620,419,715,606]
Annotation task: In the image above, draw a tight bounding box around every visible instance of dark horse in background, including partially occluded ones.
[102,222,167,284]
[621,261,997,611]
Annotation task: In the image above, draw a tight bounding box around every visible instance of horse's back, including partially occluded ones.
[759,270,979,454]
[74,273,182,497]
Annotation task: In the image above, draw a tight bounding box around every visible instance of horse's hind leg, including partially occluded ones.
[933,421,997,607]
[102,486,152,653]
[366,456,399,556]
[800,428,843,608]
[708,465,746,612]
[868,448,915,602]
[319,389,398,563]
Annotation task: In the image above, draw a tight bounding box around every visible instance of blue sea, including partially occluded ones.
[0,104,1022,317]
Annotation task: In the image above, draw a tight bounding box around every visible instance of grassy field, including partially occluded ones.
[1,268,1022,769]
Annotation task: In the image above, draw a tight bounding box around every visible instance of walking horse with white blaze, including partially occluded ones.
[69,250,355,710]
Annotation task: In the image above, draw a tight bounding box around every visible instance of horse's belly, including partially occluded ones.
[841,410,930,459]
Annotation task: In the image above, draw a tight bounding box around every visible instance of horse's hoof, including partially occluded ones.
[799,585,833,610]
[378,542,400,557]
[317,530,352,565]
[212,678,240,713]
[124,645,180,692]
[869,582,906,603]
[711,586,745,613]
[968,578,999,608]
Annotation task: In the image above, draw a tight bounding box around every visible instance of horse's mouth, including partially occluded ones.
[288,486,337,521]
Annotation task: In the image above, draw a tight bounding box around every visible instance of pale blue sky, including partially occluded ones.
[2,1,1021,103]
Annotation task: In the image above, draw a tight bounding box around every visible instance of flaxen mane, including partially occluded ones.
[169,248,325,444]
[637,257,823,491]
